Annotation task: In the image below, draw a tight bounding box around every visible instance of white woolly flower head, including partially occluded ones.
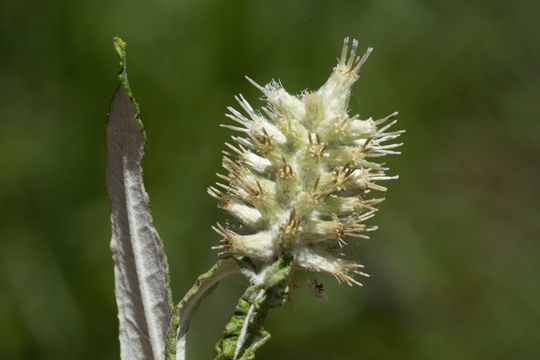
[209,38,404,286]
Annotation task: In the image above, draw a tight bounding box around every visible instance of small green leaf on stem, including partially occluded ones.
[167,258,241,360]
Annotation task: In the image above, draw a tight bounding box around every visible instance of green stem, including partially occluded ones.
[215,255,293,360]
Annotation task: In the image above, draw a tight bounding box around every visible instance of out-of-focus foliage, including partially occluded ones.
[0,0,538,359]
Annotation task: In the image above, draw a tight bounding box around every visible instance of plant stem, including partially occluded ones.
[215,255,293,360]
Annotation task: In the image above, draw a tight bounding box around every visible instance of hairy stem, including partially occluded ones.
[215,255,293,360]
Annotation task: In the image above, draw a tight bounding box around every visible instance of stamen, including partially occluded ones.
[245,76,266,93]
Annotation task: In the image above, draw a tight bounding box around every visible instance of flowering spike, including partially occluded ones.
[210,38,403,287]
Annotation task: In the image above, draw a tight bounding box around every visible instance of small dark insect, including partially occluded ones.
[307,279,328,300]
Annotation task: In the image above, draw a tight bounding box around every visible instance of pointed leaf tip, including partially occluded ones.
[113,37,127,77]
[112,36,139,114]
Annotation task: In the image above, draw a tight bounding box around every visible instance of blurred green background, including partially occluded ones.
[1,0,539,359]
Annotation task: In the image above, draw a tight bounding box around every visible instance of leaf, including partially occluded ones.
[106,37,173,360]
[166,258,241,360]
